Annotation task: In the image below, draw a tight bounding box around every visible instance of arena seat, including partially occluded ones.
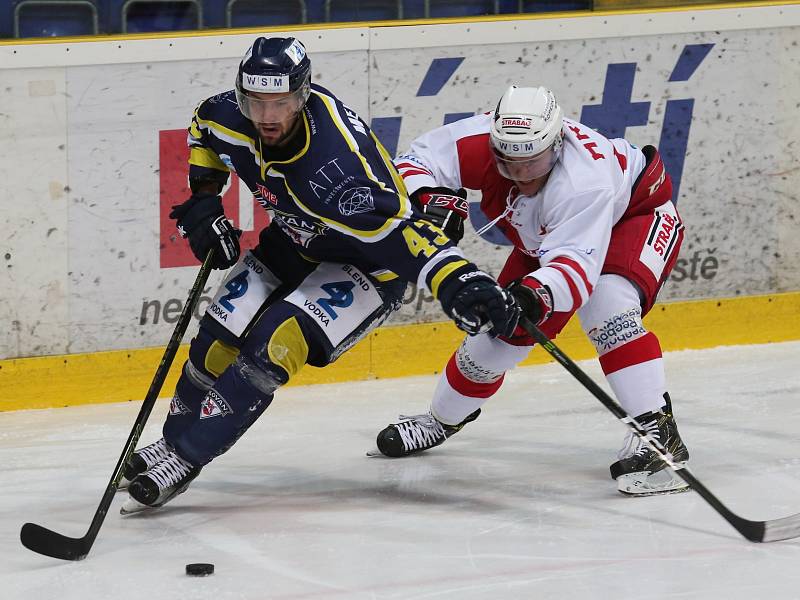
[325,0,402,23]
[226,0,306,27]
[426,0,499,18]
[516,0,591,12]
[14,0,98,37]
[401,0,425,19]
[121,0,200,33]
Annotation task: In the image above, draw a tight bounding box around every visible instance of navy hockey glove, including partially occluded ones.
[506,277,554,341]
[438,265,520,337]
[169,193,241,270]
[411,187,469,244]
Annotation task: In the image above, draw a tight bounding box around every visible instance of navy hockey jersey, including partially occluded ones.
[186,84,468,295]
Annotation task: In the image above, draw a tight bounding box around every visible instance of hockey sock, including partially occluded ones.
[600,332,666,416]
[431,336,530,425]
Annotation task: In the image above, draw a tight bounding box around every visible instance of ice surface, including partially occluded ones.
[2,342,799,599]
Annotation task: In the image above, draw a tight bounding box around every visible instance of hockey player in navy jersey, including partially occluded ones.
[120,36,519,512]
[373,85,691,496]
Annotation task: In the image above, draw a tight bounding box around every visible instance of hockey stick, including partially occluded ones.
[519,317,800,543]
[20,250,215,560]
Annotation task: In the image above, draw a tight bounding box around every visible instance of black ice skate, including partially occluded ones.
[120,449,201,514]
[372,409,480,458]
[610,394,690,496]
[119,437,171,490]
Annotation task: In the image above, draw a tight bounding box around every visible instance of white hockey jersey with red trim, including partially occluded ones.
[395,114,647,313]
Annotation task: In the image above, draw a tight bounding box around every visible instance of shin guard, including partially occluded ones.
[171,354,287,466]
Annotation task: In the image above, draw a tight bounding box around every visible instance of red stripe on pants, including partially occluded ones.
[598,332,663,375]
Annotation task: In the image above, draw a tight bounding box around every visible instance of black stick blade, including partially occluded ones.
[20,522,89,561]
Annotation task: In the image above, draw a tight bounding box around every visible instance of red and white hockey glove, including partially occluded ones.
[411,186,469,244]
[506,276,554,340]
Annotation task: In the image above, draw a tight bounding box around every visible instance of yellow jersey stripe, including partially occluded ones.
[189,146,230,172]
[371,270,399,282]
[189,116,203,141]
[195,116,261,165]
[315,92,384,186]
[430,259,469,299]
[371,130,410,202]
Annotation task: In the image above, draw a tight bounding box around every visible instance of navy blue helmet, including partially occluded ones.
[235,37,311,123]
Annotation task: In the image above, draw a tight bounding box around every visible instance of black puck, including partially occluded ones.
[185,563,214,576]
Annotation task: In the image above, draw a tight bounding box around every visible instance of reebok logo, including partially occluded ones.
[458,271,487,283]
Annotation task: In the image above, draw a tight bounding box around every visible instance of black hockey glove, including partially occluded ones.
[505,276,554,342]
[508,276,554,327]
[169,192,241,270]
[437,265,520,337]
[411,186,469,244]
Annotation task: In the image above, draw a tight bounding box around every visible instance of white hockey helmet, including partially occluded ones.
[489,85,564,182]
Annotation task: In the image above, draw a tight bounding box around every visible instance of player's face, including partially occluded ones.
[239,90,305,146]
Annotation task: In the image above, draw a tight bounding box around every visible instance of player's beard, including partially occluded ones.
[257,113,302,147]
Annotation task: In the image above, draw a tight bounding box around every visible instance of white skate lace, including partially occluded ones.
[396,413,446,451]
[617,417,661,460]
[146,451,194,492]
[137,438,169,470]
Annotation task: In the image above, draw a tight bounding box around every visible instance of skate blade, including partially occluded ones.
[117,477,131,491]
[366,447,387,458]
[616,466,691,497]
[119,497,154,515]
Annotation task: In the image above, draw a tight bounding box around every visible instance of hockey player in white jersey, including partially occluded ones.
[373,85,690,496]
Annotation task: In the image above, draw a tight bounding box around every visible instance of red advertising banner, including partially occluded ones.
[159,129,269,268]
